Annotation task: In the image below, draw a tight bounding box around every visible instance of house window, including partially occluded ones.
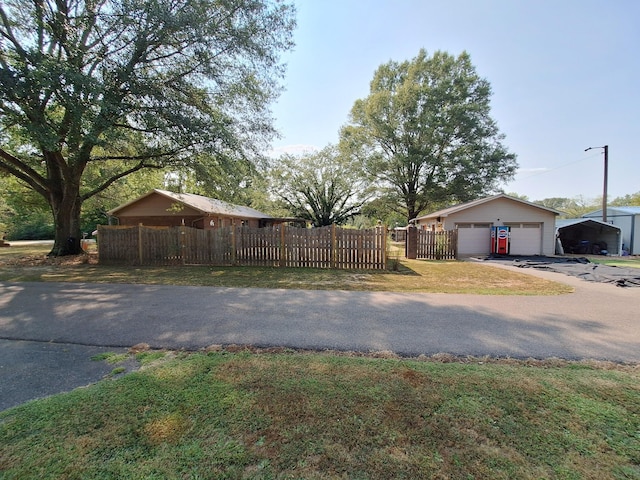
[456,223,491,229]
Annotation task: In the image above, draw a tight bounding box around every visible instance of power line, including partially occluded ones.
[515,151,602,181]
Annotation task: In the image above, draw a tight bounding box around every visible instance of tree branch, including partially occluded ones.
[0,155,48,197]
[80,161,162,201]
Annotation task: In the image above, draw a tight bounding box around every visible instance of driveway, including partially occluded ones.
[1,264,639,411]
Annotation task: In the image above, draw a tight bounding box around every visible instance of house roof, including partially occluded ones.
[584,206,640,217]
[413,194,561,221]
[108,189,273,219]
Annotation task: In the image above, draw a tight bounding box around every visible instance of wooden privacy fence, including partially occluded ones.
[98,224,387,270]
[415,230,458,260]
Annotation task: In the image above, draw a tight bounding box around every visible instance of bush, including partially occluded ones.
[5,212,54,240]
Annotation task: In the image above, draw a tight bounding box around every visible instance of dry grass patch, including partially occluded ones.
[0,244,572,295]
[1,351,638,479]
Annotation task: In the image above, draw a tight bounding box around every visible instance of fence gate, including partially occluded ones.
[413,229,458,260]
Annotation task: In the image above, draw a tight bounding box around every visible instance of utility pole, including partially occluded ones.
[585,145,609,223]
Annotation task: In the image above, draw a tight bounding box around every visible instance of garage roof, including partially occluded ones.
[413,194,560,221]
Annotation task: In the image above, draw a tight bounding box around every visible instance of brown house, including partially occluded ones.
[108,189,296,229]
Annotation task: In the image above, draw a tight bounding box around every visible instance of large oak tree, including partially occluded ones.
[0,0,295,255]
[340,49,517,223]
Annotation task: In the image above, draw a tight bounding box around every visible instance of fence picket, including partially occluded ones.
[98,225,388,270]
[415,230,458,260]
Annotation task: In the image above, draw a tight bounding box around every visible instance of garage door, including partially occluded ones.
[506,223,542,255]
[456,223,491,256]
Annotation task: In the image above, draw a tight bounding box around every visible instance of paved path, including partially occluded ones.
[1,264,639,410]
[0,339,131,411]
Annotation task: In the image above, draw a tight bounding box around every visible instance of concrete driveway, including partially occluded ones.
[1,264,639,411]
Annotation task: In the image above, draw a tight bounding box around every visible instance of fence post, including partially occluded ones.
[138,223,143,265]
[453,229,458,259]
[406,225,417,259]
[381,225,387,269]
[97,224,103,258]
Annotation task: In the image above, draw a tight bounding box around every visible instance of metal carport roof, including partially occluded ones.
[556,218,622,255]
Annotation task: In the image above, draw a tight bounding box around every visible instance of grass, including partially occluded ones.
[0,243,573,295]
[1,350,638,479]
[91,352,129,364]
[589,256,640,269]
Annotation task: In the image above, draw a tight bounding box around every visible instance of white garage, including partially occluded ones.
[413,194,559,257]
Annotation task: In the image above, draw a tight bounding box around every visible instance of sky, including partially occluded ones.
[268,0,639,203]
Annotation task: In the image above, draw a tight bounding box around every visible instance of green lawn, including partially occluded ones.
[0,244,573,295]
[1,351,638,479]
[590,256,640,269]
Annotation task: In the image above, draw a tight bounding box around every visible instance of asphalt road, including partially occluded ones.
[1,263,639,411]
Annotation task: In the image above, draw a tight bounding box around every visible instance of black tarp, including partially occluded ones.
[485,255,640,287]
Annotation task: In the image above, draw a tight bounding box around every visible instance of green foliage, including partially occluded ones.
[159,153,271,212]
[269,145,373,226]
[136,351,169,365]
[534,195,600,218]
[0,166,165,239]
[91,352,129,365]
[0,0,296,254]
[341,49,518,223]
[611,191,640,207]
[505,192,530,201]
[6,212,55,240]
[533,192,640,219]
[360,196,420,228]
[0,176,53,239]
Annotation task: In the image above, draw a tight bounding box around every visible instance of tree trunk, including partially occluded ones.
[48,185,84,256]
[406,204,419,225]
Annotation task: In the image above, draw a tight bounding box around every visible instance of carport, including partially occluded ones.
[556,218,622,255]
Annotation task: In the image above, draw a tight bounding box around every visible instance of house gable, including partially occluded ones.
[444,197,555,227]
[414,194,558,223]
[112,193,201,217]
